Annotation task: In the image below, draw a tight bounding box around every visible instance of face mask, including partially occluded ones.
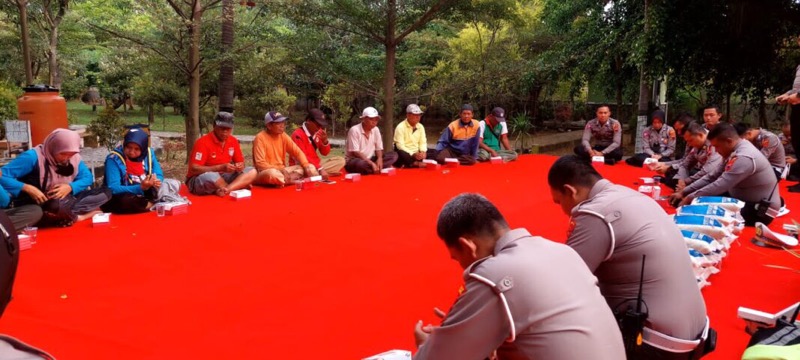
[55,163,74,176]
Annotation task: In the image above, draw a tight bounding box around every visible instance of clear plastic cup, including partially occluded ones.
[296,181,303,191]
[156,204,166,217]
[24,226,38,244]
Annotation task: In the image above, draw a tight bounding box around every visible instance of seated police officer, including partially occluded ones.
[574,104,623,165]
[414,193,624,360]
[653,122,722,192]
[548,155,711,360]
[670,123,782,226]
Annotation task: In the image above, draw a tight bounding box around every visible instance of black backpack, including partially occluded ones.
[0,210,19,316]
[0,211,55,359]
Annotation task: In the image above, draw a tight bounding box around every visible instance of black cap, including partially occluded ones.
[215,112,235,128]
[307,109,328,127]
[491,107,506,122]
[461,104,474,112]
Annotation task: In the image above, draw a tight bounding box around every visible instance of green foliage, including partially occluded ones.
[88,105,125,150]
[508,112,533,151]
[0,82,21,121]
[238,88,297,129]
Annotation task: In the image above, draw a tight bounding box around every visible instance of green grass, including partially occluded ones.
[66,101,262,135]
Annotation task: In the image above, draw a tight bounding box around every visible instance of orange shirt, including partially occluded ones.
[253,130,309,172]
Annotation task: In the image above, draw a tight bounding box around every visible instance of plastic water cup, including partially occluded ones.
[296,181,303,191]
[156,204,166,217]
[24,226,38,244]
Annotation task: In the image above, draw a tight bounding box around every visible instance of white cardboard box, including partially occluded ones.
[362,350,411,360]
[229,189,252,199]
[92,213,111,227]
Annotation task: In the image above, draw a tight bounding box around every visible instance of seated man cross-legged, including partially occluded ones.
[344,107,398,175]
[477,107,518,163]
[574,104,623,164]
[186,112,256,196]
[393,104,432,168]
[253,111,318,187]
[290,109,345,180]
[434,104,481,165]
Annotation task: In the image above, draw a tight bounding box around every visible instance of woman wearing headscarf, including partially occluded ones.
[0,128,110,227]
[102,128,185,214]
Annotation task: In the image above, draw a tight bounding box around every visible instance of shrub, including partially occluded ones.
[88,105,125,150]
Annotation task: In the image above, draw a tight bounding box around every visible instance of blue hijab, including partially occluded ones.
[123,129,149,162]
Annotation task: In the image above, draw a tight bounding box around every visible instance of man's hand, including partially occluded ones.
[489,149,499,157]
[679,194,694,207]
[376,159,384,172]
[47,184,72,200]
[787,157,797,165]
[652,162,668,173]
[414,321,436,348]
[777,94,790,105]
[413,151,426,161]
[23,184,47,204]
[219,163,237,173]
[668,192,684,207]
[369,161,380,174]
[315,129,329,144]
[790,93,800,105]
[319,169,329,181]
[152,176,162,189]
[305,165,319,178]
[676,179,686,192]
[234,162,245,172]
[590,150,603,157]
[652,154,662,160]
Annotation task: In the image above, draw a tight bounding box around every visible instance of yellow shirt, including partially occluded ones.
[393,119,427,154]
[253,130,309,171]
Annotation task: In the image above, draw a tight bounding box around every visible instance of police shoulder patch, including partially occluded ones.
[762,138,770,148]
[612,122,620,132]
[669,128,676,139]
[567,218,577,237]
[725,156,738,171]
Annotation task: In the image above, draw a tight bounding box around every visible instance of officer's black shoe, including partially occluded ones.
[788,183,800,193]
[605,158,617,165]
[788,174,800,182]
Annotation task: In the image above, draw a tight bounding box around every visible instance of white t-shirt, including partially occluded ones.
[479,120,509,138]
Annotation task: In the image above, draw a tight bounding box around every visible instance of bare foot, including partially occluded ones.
[76,209,102,222]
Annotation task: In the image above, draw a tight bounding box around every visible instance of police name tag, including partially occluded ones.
[591,155,605,163]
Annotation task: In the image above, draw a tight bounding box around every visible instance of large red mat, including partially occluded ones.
[0,155,797,359]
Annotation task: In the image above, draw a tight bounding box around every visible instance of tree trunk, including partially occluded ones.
[218,0,235,113]
[17,0,33,85]
[186,2,203,160]
[635,0,651,152]
[381,0,397,151]
[48,26,60,88]
[758,96,767,128]
[148,104,154,125]
[726,91,732,122]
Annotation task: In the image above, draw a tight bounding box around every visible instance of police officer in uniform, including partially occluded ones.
[626,109,676,167]
[652,122,722,191]
[414,193,625,360]
[736,123,786,178]
[671,123,781,226]
[548,156,711,360]
[574,104,623,164]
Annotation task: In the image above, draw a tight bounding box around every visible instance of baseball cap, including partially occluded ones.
[307,108,328,127]
[264,111,288,125]
[491,107,506,122]
[215,112,235,128]
[360,107,381,119]
[406,104,424,115]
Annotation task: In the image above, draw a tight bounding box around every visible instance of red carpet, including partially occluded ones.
[1,155,798,359]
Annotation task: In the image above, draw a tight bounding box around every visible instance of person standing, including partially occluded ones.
[777,36,800,190]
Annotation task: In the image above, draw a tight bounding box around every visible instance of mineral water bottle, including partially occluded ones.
[651,178,661,199]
